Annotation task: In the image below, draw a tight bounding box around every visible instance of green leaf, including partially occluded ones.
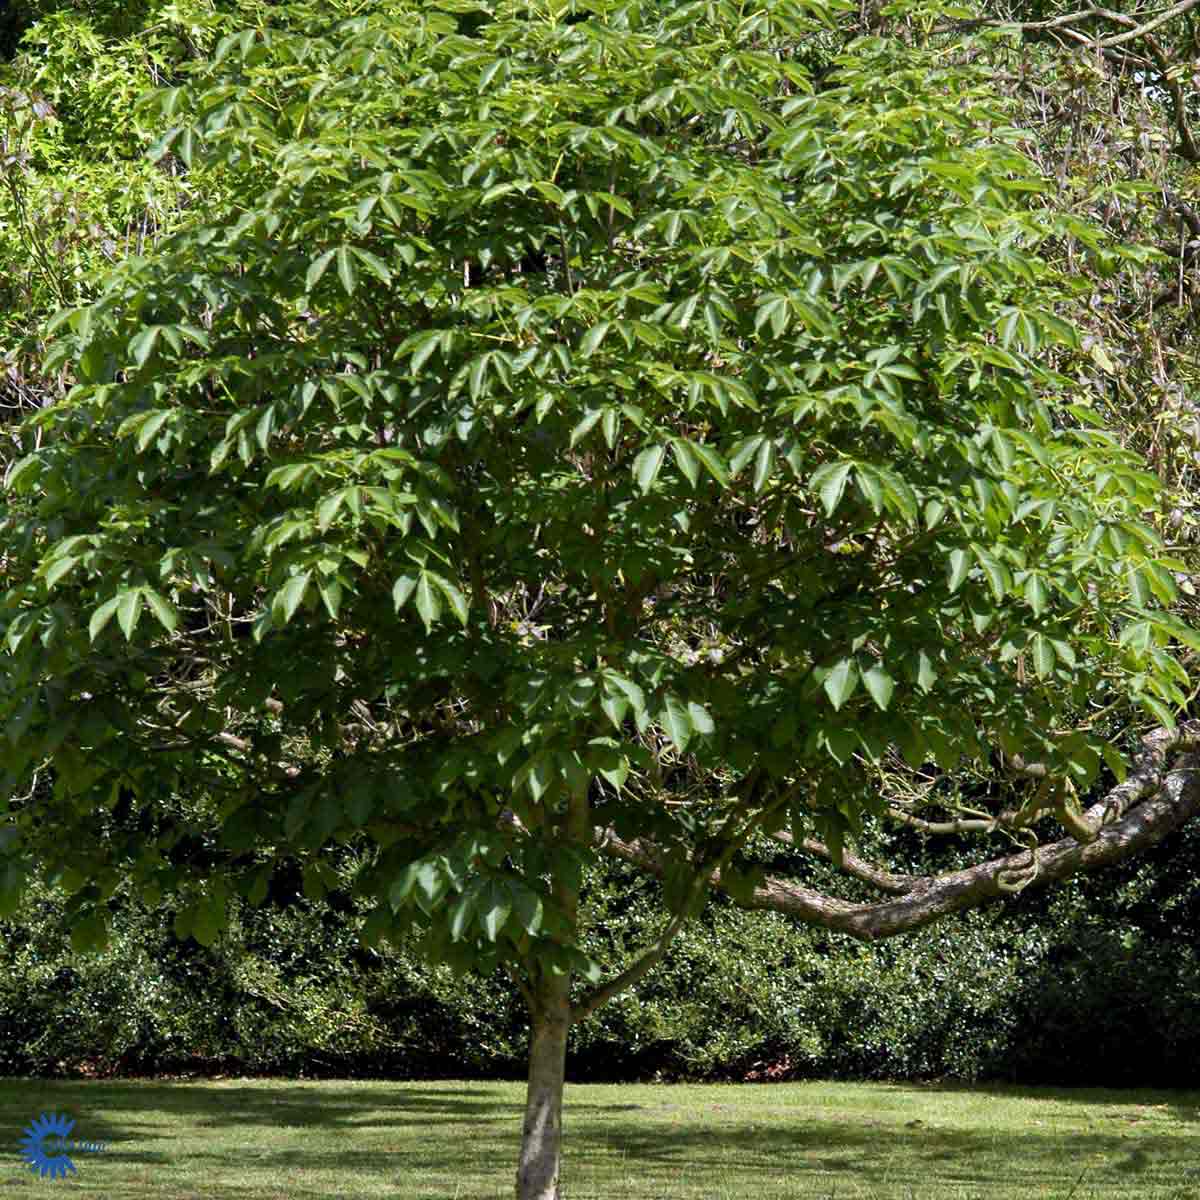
[600,693,629,731]
[660,695,692,753]
[306,249,336,291]
[129,326,161,368]
[1024,574,1049,617]
[856,465,884,514]
[468,354,489,401]
[689,441,730,487]
[1089,341,1116,374]
[448,892,476,941]
[1050,639,1077,669]
[117,588,144,640]
[191,899,223,947]
[336,245,357,296]
[752,438,775,494]
[409,331,441,374]
[916,650,937,692]
[431,573,470,626]
[88,595,121,642]
[414,861,447,911]
[1101,742,1128,784]
[143,588,179,633]
[605,672,646,715]
[947,548,970,592]
[480,882,513,941]
[275,572,311,625]
[579,322,611,355]
[633,444,666,494]
[389,863,419,910]
[687,701,715,735]
[811,461,853,518]
[601,406,620,448]
[317,576,343,620]
[1134,692,1175,729]
[862,664,895,711]
[512,887,544,936]
[136,410,172,452]
[1030,633,1056,678]
[822,658,859,710]
[971,545,1012,601]
[415,572,441,631]
[6,454,42,494]
[44,556,81,589]
[596,752,629,791]
[352,246,392,283]
[671,438,700,487]
[393,574,418,611]
[1118,620,1153,654]
[317,489,346,531]
[729,435,765,477]
[570,408,603,448]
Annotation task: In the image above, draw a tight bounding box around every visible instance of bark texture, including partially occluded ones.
[515,971,571,1200]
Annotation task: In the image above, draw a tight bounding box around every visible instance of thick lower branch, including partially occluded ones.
[735,755,1200,940]
[595,725,1200,943]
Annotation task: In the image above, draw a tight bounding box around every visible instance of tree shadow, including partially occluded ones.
[909,1080,1200,1127]
[1,1079,1197,1197]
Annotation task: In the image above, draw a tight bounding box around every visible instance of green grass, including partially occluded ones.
[2,1077,1198,1198]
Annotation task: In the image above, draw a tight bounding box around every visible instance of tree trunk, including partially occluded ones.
[515,970,571,1200]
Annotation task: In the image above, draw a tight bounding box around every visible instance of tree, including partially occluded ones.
[1,2,1198,1197]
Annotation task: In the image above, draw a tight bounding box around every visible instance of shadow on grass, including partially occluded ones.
[905,1080,1200,1126]
[2,1080,1198,1197]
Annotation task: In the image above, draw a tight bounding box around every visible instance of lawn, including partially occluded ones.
[2,1077,1198,1198]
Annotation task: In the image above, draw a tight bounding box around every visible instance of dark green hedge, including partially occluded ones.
[1,817,1197,1085]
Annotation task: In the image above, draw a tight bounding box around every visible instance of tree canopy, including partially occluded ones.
[1,1,1199,1197]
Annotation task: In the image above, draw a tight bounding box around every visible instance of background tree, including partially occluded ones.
[1,2,1199,1199]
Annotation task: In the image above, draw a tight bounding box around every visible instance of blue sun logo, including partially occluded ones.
[19,1112,78,1179]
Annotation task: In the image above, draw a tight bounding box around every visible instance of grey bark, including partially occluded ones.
[515,783,590,1200]
[515,970,571,1200]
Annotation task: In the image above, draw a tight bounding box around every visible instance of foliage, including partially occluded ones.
[0,1,290,425]
[951,2,1200,619]
[0,0,1191,961]
[3,823,1198,1086]
[2,2,1200,1192]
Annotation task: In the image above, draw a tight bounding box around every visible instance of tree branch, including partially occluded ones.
[937,1,1200,45]
[1143,37,1200,161]
[569,910,688,1024]
[885,807,998,836]
[771,830,919,895]
[594,724,1200,942]
[1099,0,1200,47]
